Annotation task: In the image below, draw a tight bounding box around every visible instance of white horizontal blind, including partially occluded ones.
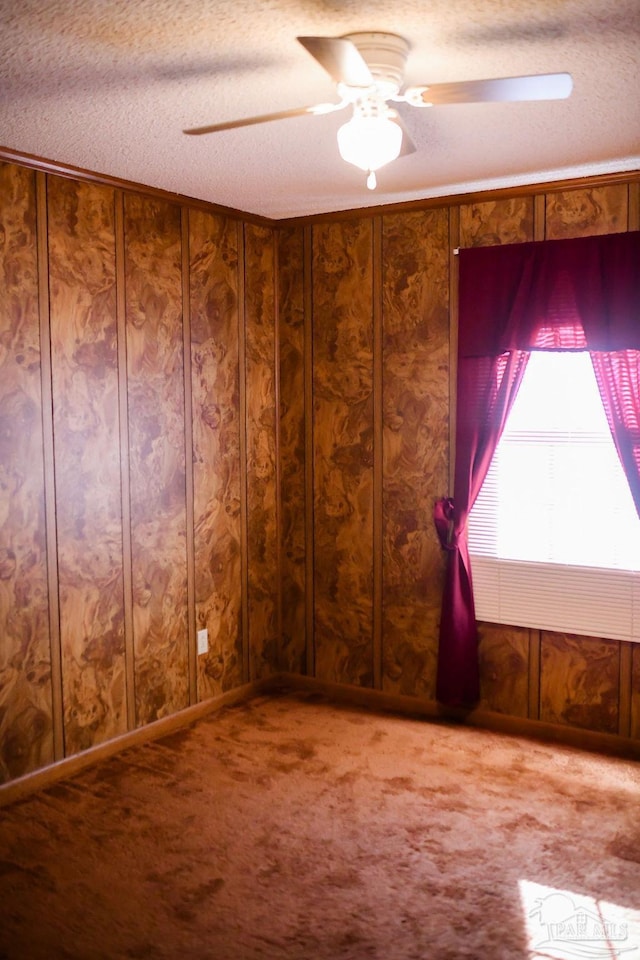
[468,352,640,642]
[471,557,640,642]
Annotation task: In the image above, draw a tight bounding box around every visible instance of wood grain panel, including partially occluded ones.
[189,209,243,697]
[459,197,534,247]
[180,215,197,706]
[312,220,374,687]
[631,643,640,740]
[47,177,126,753]
[540,631,619,734]
[478,623,529,718]
[545,184,628,239]
[277,225,306,674]
[303,227,314,678]
[244,223,278,680]
[124,195,189,725]
[381,209,449,699]
[0,163,53,781]
[629,182,640,231]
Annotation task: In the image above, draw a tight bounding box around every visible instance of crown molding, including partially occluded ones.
[278,168,640,226]
[0,145,275,228]
[2,144,638,230]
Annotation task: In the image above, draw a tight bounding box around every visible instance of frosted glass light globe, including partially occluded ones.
[337,115,403,173]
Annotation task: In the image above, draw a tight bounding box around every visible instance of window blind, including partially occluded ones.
[468,352,640,642]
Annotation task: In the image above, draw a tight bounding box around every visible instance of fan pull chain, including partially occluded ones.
[367,170,377,190]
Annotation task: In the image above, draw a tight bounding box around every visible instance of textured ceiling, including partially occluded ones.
[1,0,639,220]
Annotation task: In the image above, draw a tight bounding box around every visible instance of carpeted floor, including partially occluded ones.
[1,690,640,960]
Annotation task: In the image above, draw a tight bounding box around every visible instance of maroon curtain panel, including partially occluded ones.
[434,352,528,706]
[435,230,640,708]
[591,350,640,517]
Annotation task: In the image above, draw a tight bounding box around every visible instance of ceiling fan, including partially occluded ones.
[184,32,573,190]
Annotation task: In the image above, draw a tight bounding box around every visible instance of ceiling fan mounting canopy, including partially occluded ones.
[340,32,410,99]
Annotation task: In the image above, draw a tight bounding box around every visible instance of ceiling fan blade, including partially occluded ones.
[410,72,573,106]
[297,36,373,87]
[392,115,417,157]
[183,102,344,135]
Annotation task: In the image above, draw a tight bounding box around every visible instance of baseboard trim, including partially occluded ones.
[269,673,640,761]
[0,678,271,808]
[4,671,638,807]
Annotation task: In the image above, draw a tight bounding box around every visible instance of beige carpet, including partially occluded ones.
[1,690,640,960]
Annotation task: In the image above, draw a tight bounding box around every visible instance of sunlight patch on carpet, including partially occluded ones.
[519,879,640,959]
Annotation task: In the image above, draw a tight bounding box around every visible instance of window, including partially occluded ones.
[468,351,640,641]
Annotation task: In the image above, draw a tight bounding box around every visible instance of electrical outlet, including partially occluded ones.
[197,628,208,656]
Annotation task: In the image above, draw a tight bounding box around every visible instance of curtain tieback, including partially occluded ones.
[434,497,457,550]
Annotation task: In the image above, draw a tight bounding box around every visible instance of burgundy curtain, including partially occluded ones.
[435,230,640,708]
[591,351,640,517]
[434,351,528,706]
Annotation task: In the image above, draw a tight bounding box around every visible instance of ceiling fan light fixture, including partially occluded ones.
[185,31,573,198]
[337,112,402,187]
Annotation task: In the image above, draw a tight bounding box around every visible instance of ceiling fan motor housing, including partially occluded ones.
[342,32,410,97]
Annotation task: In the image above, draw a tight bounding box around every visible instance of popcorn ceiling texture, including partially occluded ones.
[0,0,638,217]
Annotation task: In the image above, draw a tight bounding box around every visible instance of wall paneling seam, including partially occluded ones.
[36,171,64,760]
[527,630,541,721]
[629,183,640,231]
[273,231,284,672]
[181,209,197,705]
[533,194,546,241]
[372,216,383,690]
[303,225,315,678]
[237,222,250,683]
[114,190,136,730]
[619,642,632,738]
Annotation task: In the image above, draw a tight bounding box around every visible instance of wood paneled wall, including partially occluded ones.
[48,178,127,751]
[124,194,189,726]
[189,210,243,697]
[312,220,375,687]
[244,225,279,681]
[0,164,54,780]
[0,162,279,783]
[278,174,640,745]
[277,226,306,675]
[1,155,639,787]
[381,210,449,699]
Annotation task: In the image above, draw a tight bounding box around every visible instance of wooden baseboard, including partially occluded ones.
[268,672,640,761]
[0,678,271,808]
[4,670,638,807]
